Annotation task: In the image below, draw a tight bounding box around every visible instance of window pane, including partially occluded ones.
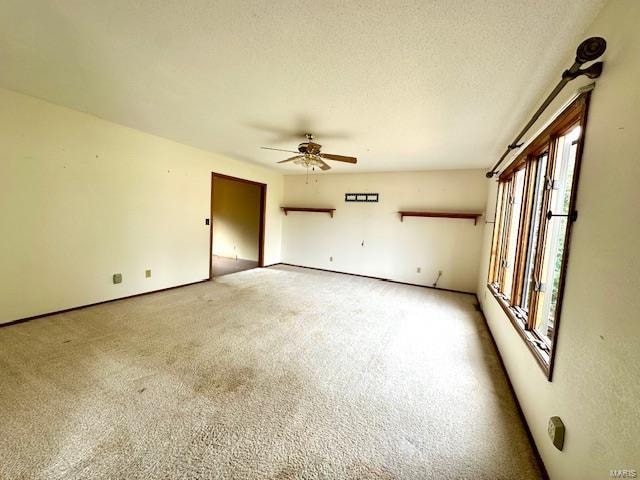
[533,126,580,343]
[497,183,511,285]
[521,153,548,311]
[489,182,506,284]
[502,169,526,298]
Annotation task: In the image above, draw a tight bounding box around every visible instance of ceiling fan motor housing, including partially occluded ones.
[298,141,322,155]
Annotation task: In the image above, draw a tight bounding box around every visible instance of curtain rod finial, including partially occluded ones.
[576,37,607,64]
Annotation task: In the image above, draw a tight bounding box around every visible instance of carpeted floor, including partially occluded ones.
[0,265,542,479]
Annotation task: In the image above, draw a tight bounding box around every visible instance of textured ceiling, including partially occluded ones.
[0,0,604,172]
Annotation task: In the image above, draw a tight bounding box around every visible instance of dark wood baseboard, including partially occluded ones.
[0,279,210,329]
[473,295,550,480]
[272,263,475,296]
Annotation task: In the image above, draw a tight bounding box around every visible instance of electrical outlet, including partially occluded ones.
[113,273,122,284]
[416,267,421,273]
[548,416,565,450]
[329,256,333,262]
[145,269,151,278]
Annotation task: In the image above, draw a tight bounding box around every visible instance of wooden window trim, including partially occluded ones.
[487,283,551,373]
[501,165,527,300]
[487,92,591,381]
[498,94,588,180]
[487,183,504,283]
[515,150,547,314]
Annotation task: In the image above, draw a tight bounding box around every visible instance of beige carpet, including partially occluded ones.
[0,265,542,479]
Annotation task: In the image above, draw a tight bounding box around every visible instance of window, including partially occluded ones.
[487,93,590,380]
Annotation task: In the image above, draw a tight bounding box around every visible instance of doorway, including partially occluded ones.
[209,173,266,279]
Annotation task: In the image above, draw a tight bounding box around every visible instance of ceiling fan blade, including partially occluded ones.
[320,153,357,164]
[317,159,331,170]
[277,155,304,164]
[261,147,300,154]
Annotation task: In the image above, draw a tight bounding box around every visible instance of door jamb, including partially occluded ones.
[209,172,267,280]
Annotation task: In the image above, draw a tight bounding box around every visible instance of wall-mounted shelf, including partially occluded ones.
[281,207,336,218]
[398,211,482,225]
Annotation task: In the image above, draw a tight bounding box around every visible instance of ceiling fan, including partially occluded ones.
[261,133,357,171]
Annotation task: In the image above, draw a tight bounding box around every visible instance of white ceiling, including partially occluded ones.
[0,0,604,173]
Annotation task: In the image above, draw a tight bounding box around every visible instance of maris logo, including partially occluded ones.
[610,470,637,478]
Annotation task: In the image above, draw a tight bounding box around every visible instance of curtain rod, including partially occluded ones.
[486,37,607,179]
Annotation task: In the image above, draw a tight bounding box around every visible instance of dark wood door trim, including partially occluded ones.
[258,181,266,268]
[209,172,267,279]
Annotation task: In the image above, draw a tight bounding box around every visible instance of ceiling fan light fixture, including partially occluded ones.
[261,133,356,171]
[293,154,323,168]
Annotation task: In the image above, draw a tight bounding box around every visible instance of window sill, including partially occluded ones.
[486,283,552,380]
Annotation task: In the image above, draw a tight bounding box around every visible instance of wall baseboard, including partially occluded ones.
[262,262,282,268]
[4,263,280,327]
[273,262,475,296]
[0,279,210,329]
[473,295,550,480]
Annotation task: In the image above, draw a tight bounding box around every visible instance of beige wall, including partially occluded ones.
[476,1,640,478]
[212,177,261,261]
[0,88,283,324]
[282,170,487,292]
